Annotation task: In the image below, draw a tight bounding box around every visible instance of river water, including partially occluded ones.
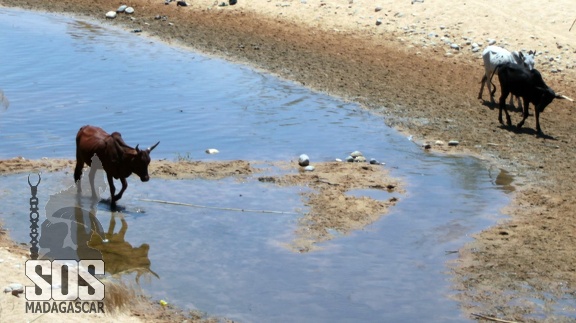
[0,8,511,322]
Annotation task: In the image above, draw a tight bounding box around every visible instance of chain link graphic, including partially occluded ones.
[28,173,41,260]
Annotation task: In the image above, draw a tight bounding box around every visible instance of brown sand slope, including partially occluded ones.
[1,0,576,321]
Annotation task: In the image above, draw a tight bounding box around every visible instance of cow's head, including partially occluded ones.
[515,50,536,70]
[131,141,160,182]
[535,87,558,113]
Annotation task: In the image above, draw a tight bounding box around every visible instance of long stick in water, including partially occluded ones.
[137,198,300,215]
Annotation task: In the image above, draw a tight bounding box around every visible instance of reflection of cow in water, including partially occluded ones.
[88,214,159,282]
[39,154,158,282]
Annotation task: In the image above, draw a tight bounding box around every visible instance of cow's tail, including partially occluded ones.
[489,64,504,83]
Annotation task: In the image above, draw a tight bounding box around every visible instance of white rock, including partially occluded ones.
[298,154,310,167]
[205,148,219,154]
[125,7,135,14]
[350,151,363,157]
[304,165,315,172]
[354,156,367,162]
[4,283,23,293]
[117,5,128,12]
[105,11,117,19]
[335,158,343,162]
[448,140,460,146]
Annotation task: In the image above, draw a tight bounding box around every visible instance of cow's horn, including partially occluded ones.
[556,93,574,102]
[135,144,140,151]
[147,141,160,152]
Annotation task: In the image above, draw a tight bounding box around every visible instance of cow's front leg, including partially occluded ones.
[113,178,128,202]
[107,174,117,207]
[534,107,543,136]
[516,100,530,130]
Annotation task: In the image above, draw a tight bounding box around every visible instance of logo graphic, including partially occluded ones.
[24,155,107,314]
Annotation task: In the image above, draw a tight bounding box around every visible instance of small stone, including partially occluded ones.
[423,143,432,149]
[4,283,23,294]
[124,7,134,14]
[435,140,445,146]
[229,0,237,5]
[117,5,128,13]
[450,43,460,50]
[298,154,310,167]
[219,2,228,6]
[177,0,188,6]
[304,165,315,172]
[369,158,379,165]
[375,6,382,12]
[205,148,219,154]
[354,156,367,163]
[105,11,117,19]
[346,156,355,162]
[375,18,383,26]
[448,140,459,146]
[335,158,343,162]
[132,29,142,33]
[350,151,363,157]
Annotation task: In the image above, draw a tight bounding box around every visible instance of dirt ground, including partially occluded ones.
[1,0,576,321]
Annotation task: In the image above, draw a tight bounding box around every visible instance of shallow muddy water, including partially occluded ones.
[0,8,511,322]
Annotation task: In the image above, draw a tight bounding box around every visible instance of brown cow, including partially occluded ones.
[74,125,159,208]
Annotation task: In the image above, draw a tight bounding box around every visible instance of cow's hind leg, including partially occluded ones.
[88,165,98,200]
[74,154,84,193]
[478,74,487,100]
[498,92,512,127]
